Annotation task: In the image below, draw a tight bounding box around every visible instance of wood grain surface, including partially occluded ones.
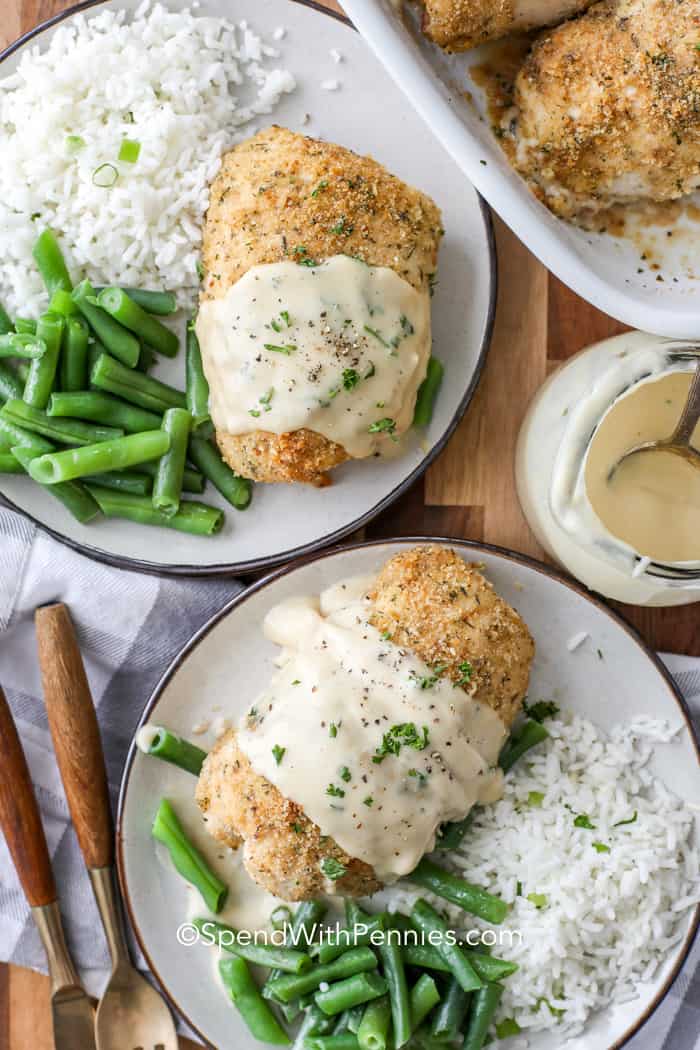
[1,1,698,1047]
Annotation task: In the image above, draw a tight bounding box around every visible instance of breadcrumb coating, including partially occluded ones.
[201,126,442,485]
[196,546,534,900]
[512,0,700,218]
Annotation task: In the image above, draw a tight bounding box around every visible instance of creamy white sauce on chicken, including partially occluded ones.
[236,575,506,884]
[195,255,431,459]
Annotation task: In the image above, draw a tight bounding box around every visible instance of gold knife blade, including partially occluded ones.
[33,902,97,1050]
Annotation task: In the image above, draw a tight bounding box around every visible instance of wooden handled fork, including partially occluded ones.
[35,602,178,1050]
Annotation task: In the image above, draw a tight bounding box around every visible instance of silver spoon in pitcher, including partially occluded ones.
[608,363,700,480]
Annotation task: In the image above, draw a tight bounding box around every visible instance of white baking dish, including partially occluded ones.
[342,0,700,338]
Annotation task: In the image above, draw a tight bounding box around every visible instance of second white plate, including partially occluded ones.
[0,0,495,576]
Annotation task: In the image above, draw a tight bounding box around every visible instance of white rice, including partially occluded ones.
[0,1,296,318]
[379,714,699,1042]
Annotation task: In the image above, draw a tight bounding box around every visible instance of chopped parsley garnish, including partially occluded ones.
[272,745,286,765]
[527,892,548,909]
[292,822,304,834]
[400,314,414,336]
[408,768,428,785]
[368,417,396,435]
[196,260,205,281]
[330,216,354,236]
[342,368,361,390]
[329,722,339,738]
[339,766,352,783]
[455,660,473,687]
[293,245,318,266]
[249,387,274,417]
[311,180,328,197]
[363,325,392,349]
[264,343,297,355]
[495,1019,521,1039]
[523,699,560,722]
[573,814,595,830]
[613,811,638,827]
[410,664,447,690]
[516,880,523,896]
[363,796,374,807]
[373,722,430,764]
[321,857,347,881]
[381,630,393,642]
[291,679,301,686]
[528,790,544,807]
[280,310,291,326]
[592,842,610,853]
[326,783,345,798]
[66,134,85,151]
[428,272,438,296]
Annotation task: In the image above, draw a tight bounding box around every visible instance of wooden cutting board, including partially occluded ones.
[0,2,698,1048]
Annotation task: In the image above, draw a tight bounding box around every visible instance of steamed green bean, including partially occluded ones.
[86,485,224,536]
[0,364,23,404]
[499,719,549,772]
[357,996,391,1050]
[48,390,162,433]
[462,983,504,1050]
[11,444,100,524]
[137,457,205,494]
[13,318,36,335]
[32,229,72,295]
[82,471,152,496]
[151,798,227,912]
[413,357,444,427]
[28,430,169,484]
[97,287,179,358]
[2,399,124,446]
[186,323,212,434]
[91,351,186,412]
[49,288,78,317]
[409,901,482,994]
[0,452,24,473]
[94,287,177,316]
[0,302,11,335]
[315,973,388,1017]
[218,956,290,1046]
[409,974,440,1032]
[430,976,469,1042]
[265,947,379,1004]
[189,435,252,510]
[293,1005,335,1050]
[60,317,90,392]
[23,313,63,409]
[378,930,411,1047]
[72,280,140,368]
[142,727,206,775]
[0,333,46,359]
[408,859,507,925]
[152,407,190,516]
[193,918,311,973]
[306,1036,359,1050]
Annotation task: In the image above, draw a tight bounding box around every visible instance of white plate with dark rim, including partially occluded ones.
[341,0,700,339]
[117,537,700,1050]
[0,0,495,577]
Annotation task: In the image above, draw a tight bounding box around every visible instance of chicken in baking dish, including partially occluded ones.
[196,546,534,901]
[420,0,595,50]
[195,127,443,487]
[510,0,700,219]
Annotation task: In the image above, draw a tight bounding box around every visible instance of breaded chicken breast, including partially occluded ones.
[422,0,594,51]
[199,126,442,486]
[512,0,700,218]
[196,732,381,899]
[196,546,534,901]
[369,546,534,728]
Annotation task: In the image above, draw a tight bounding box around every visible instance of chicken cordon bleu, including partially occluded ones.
[421,0,595,51]
[511,0,700,219]
[196,546,534,901]
[195,127,443,487]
